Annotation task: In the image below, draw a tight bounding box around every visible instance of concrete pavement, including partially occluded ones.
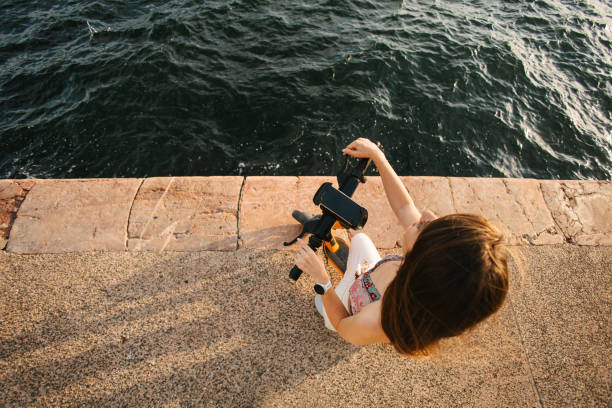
[0,176,610,407]
[0,246,610,407]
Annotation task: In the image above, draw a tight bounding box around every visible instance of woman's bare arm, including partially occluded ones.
[343,138,421,229]
[336,303,390,345]
[294,238,350,327]
[321,289,350,328]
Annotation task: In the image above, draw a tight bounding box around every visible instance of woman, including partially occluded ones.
[294,138,509,356]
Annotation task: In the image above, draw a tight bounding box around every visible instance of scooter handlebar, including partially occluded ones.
[288,235,324,281]
[288,265,303,281]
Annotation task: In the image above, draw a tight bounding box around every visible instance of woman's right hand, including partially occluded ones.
[342,138,384,162]
[294,238,330,283]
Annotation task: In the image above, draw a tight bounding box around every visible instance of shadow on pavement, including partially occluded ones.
[0,250,359,407]
[2,245,610,407]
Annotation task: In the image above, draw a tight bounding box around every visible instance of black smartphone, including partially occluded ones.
[313,182,368,229]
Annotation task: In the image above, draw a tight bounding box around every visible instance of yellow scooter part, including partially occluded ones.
[323,234,350,277]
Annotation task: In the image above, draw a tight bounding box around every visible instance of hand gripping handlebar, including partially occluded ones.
[284,154,373,280]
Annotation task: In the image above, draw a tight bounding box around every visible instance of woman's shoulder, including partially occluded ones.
[369,255,402,287]
[373,254,403,268]
[369,255,402,276]
[350,301,391,344]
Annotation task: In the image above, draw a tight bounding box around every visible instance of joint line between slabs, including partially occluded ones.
[235,177,246,250]
[508,297,544,408]
[126,178,145,250]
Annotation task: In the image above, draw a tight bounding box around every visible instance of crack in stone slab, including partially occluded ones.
[447,178,457,212]
[540,181,585,244]
[13,180,35,193]
[235,177,246,249]
[17,214,41,220]
[157,213,203,252]
[522,226,559,245]
[126,178,145,250]
[540,182,572,243]
[559,183,585,241]
[136,177,175,250]
[159,220,180,253]
[566,191,605,200]
[537,181,566,240]
[503,179,531,227]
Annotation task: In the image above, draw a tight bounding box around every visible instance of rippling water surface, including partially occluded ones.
[1,0,611,179]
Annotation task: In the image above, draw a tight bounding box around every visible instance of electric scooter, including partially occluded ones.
[284,154,373,280]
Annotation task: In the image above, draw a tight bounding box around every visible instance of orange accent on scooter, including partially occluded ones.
[325,236,340,253]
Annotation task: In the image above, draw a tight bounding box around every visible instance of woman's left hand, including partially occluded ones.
[294,238,330,283]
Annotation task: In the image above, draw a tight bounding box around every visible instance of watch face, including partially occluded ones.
[314,284,325,295]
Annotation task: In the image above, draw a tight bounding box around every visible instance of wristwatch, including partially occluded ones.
[314,280,332,295]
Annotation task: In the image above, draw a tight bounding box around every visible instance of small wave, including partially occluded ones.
[0,0,610,179]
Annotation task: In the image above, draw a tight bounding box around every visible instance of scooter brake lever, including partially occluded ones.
[283,231,305,246]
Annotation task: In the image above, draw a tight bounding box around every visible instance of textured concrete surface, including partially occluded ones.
[0,176,610,406]
[510,246,611,407]
[0,246,610,407]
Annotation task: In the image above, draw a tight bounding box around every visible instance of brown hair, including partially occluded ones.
[381,213,509,356]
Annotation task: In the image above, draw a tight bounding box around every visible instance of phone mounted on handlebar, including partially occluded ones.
[284,153,373,281]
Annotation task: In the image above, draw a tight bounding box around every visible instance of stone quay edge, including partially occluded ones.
[0,176,610,254]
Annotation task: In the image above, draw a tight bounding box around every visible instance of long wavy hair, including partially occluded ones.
[381,213,509,356]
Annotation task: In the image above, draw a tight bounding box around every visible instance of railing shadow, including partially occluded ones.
[1,249,360,407]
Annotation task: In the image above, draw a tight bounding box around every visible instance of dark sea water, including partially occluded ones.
[1,0,611,180]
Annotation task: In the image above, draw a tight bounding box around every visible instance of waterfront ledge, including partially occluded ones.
[0,176,610,254]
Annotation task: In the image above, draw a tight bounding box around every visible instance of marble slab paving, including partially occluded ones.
[6,179,141,254]
[540,180,612,246]
[240,176,573,250]
[449,177,564,245]
[240,176,456,250]
[2,177,611,254]
[239,176,335,250]
[351,176,455,249]
[127,177,243,252]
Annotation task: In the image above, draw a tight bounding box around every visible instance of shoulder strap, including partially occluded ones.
[370,255,403,272]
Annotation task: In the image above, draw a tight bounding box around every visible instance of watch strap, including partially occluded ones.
[314,280,332,294]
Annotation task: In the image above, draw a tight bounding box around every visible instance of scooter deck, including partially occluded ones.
[323,236,350,277]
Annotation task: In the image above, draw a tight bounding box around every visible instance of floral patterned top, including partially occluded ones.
[348,255,403,315]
